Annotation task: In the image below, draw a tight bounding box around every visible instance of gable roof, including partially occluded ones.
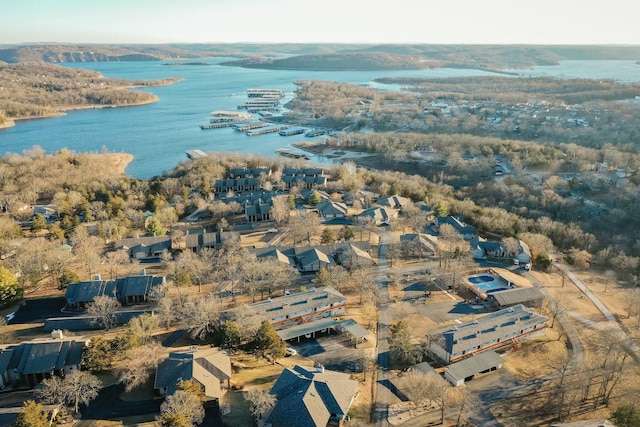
[268,365,358,427]
[154,347,231,399]
[316,201,348,216]
[434,304,548,357]
[377,194,411,209]
[445,351,504,382]
[297,248,332,268]
[490,287,544,307]
[0,339,87,378]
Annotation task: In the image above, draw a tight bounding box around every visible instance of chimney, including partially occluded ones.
[51,329,64,340]
[140,268,146,276]
[94,273,101,281]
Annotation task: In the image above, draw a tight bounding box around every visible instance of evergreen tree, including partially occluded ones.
[309,190,322,206]
[250,320,286,360]
[320,227,336,244]
[14,400,49,427]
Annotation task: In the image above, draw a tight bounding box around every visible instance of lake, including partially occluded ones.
[1,58,638,178]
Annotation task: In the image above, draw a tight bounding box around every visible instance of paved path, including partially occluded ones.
[373,232,393,427]
[553,262,640,359]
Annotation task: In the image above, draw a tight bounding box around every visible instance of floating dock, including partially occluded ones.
[276,148,310,160]
[200,122,236,129]
[247,88,284,98]
[247,125,289,136]
[305,129,326,137]
[186,149,207,159]
[233,122,269,131]
[279,127,306,136]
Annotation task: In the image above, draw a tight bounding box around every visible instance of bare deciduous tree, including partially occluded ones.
[88,295,120,330]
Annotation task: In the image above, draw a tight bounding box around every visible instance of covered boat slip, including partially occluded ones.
[277,318,370,343]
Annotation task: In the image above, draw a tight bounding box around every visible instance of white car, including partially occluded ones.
[285,347,297,357]
[267,228,278,233]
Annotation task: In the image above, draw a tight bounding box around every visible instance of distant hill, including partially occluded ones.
[1,43,639,71]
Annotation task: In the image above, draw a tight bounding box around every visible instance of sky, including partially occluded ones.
[2,0,639,46]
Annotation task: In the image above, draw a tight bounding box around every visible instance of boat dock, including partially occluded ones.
[247,88,284,98]
[247,125,289,136]
[233,122,269,131]
[276,148,310,160]
[200,122,237,129]
[305,129,326,137]
[186,149,207,159]
[279,127,306,136]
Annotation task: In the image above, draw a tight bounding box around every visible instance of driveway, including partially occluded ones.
[7,297,69,325]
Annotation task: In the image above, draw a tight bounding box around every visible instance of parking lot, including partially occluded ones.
[287,332,366,373]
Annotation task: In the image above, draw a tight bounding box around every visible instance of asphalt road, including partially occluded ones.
[77,383,162,426]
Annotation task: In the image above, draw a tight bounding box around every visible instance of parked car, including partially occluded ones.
[267,228,278,233]
[285,347,297,357]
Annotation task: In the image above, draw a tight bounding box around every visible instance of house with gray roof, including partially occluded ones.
[65,273,165,309]
[248,286,346,330]
[435,216,476,240]
[334,243,374,269]
[400,233,436,258]
[357,206,398,225]
[377,194,411,210]
[443,350,504,386]
[316,201,348,219]
[267,365,358,427]
[430,304,548,364]
[489,286,544,309]
[0,337,87,387]
[114,235,172,260]
[297,248,334,272]
[154,347,232,403]
[184,230,240,252]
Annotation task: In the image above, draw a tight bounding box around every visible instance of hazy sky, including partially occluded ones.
[3,0,639,45]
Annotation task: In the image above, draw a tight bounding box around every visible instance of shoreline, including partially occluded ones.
[0,95,160,130]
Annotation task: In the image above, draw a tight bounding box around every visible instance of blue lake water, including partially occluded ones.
[1,58,638,178]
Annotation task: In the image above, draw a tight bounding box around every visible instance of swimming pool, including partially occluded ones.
[466,273,509,296]
[468,275,494,284]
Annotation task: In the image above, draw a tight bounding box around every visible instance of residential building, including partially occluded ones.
[0,335,87,387]
[357,206,397,225]
[400,234,436,258]
[267,365,358,427]
[65,273,165,309]
[435,216,476,240]
[154,347,232,403]
[443,351,504,386]
[376,194,411,210]
[248,286,346,330]
[334,243,374,269]
[184,230,240,252]
[430,304,548,364]
[114,235,172,260]
[316,201,348,219]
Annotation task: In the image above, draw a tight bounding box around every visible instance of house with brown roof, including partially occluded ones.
[154,347,232,403]
[267,365,358,427]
